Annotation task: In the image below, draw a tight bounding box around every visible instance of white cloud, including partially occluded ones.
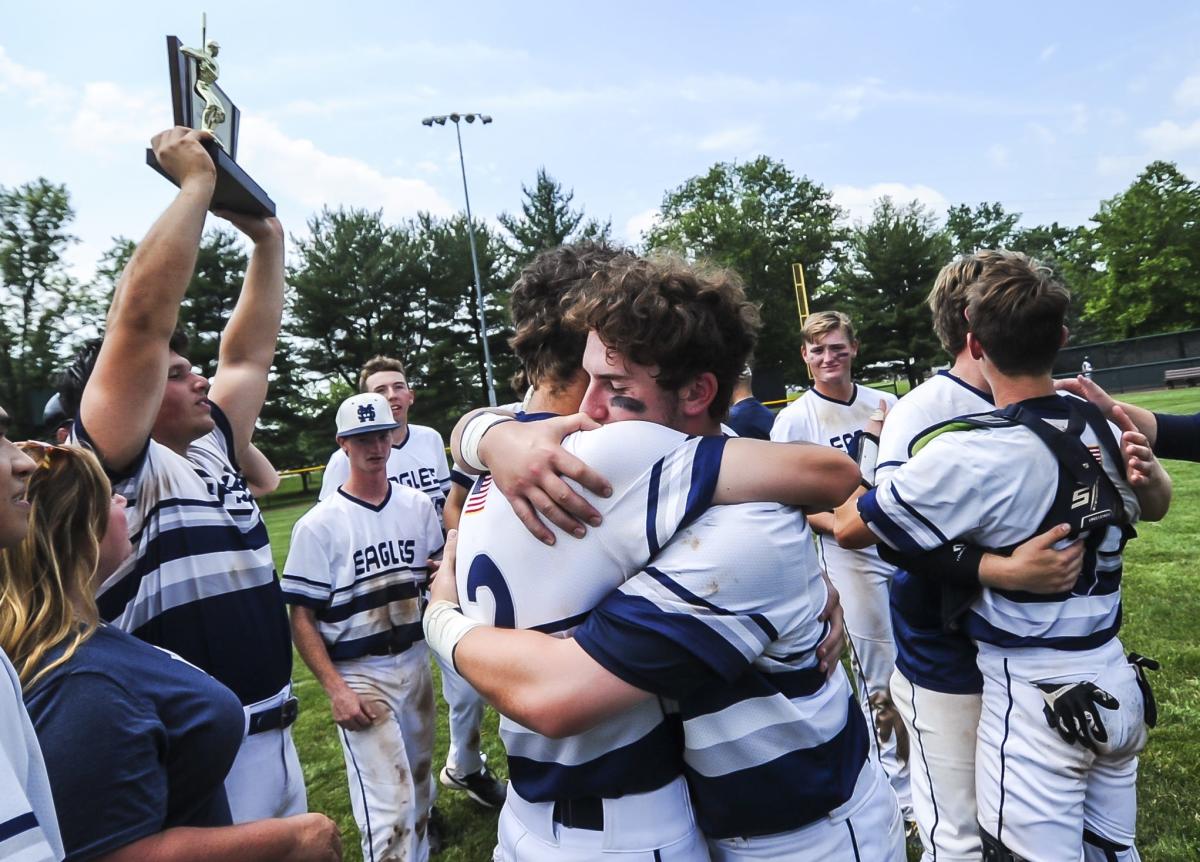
[1027,122,1057,147]
[238,116,454,219]
[987,144,1009,168]
[67,82,163,153]
[832,182,948,225]
[622,208,660,243]
[1140,119,1200,154]
[1039,44,1058,63]
[696,125,761,152]
[0,46,71,109]
[1174,74,1200,111]
[1095,154,1143,177]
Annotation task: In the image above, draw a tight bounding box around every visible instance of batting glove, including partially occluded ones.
[1036,681,1119,752]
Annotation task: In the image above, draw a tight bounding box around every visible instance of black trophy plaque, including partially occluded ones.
[146,34,275,216]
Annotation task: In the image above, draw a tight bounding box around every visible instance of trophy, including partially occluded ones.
[146,15,275,216]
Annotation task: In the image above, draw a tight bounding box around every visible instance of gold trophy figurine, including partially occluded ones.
[180,15,226,149]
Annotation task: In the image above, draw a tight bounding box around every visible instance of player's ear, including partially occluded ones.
[679,372,718,418]
[966,331,984,361]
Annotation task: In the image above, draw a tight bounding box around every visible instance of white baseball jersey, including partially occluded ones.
[877,370,992,695]
[75,404,291,707]
[0,649,63,862]
[771,384,898,581]
[455,419,728,803]
[320,424,451,520]
[282,485,443,659]
[861,395,1139,651]
[574,502,878,842]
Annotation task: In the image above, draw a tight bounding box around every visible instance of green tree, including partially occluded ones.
[944,201,1020,255]
[646,157,846,384]
[178,229,250,373]
[498,168,610,273]
[1077,161,1200,339]
[286,208,512,446]
[823,197,951,385]
[0,178,78,433]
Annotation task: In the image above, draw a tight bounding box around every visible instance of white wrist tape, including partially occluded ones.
[855,432,880,488]
[423,600,482,669]
[460,412,513,472]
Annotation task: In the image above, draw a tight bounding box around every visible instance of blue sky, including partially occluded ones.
[4,2,1200,280]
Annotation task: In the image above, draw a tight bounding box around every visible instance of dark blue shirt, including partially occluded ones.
[25,625,244,861]
[726,397,775,440]
[1153,411,1200,462]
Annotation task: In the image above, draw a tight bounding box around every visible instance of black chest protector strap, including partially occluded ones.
[933,399,1129,630]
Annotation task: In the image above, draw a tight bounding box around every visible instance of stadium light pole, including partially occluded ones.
[421,112,498,407]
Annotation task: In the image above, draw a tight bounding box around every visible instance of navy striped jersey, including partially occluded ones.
[860,395,1140,652]
[575,502,869,839]
[0,649,63,862]
[319,424,451,520]
[455,420,727,803]
[875,370,992,694]
[281,485,443,660]
[78,404,292,706]
[771,384,899,591]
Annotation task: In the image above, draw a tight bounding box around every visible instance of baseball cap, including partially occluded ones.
[335,393,401,438]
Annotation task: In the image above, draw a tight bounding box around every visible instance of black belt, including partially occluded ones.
[366,637,416,657]
[248,696,299,735]
[552,797,604,831]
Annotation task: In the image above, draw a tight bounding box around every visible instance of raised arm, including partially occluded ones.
[206,212,285,462]
[80,128,215,471]
[240,443,280,498]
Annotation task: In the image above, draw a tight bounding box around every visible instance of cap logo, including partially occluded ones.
[357,404,376,423]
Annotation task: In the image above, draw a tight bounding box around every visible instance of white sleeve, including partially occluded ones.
[280,518,335,608]
[859,436,990,554]
[0,658,62,862]
[566,422,729,561]
[769,405,814,444]
[318,449,347,501]
[431,431,452,494]
[876,401,932,485]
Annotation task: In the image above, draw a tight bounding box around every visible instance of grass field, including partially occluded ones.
[267,387,1200,861]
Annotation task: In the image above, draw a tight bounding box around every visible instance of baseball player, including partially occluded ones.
[285,392,444,862]
[429,256,898,859]
[770,311,910,816]
[319,357,504,816]
[0,408,64,862]
[835,252,1171,861]
[57,128,305,822]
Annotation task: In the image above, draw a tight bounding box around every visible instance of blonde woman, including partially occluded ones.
[0,442,341,862]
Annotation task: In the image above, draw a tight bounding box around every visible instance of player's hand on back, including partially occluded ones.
[815,572,846,677]
[1113,405,1163,488]
[429,529,460,606]
[980,524,1083,594]
[1054,374,1117,418]
[282,812,343,861]
[480,412,612,545]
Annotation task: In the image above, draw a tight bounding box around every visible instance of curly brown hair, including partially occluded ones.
[508,242,635,396]
[564,255,760,419]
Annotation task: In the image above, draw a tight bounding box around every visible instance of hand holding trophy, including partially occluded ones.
[146,15,275,216]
